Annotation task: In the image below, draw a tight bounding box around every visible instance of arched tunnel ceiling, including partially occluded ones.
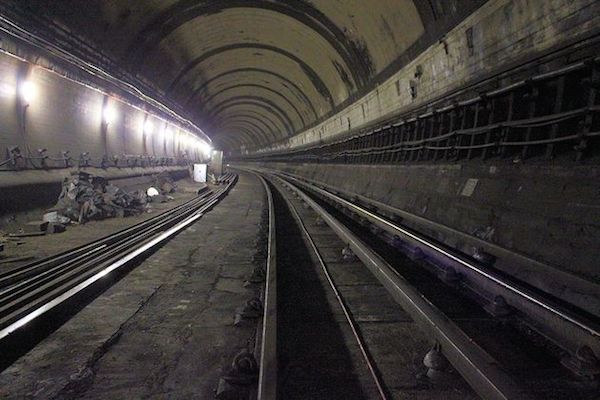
[6,0,485,150]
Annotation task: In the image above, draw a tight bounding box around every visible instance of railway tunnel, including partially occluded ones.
[0,1,599,399]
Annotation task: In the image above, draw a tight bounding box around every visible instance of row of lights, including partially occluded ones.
[16,78,212,158]
[127,111,212,158]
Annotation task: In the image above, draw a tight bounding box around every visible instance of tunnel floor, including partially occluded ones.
[0,173,265,399]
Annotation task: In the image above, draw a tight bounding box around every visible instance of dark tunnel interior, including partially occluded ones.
[0,1,599,399]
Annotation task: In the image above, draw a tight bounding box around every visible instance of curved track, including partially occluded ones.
[244,167,598,400]
[0,174,237,346]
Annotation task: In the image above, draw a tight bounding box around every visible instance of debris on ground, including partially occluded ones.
[146,172,177,203]
[148,194,173,203]
[3,220,48,238]
[0,171,180,250]
[146,187,160,197]
[43,211,71,224]
[153,171,177,194]
[8,231,46,238]
[208,173,217,184]
[197,183,209,195]
[52,172,148,224]
[47,222,67,234]
[21,221,49,233]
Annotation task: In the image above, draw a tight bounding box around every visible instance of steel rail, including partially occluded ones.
[276,172,600,359]
[245,166,388,399]
[0,187,227,328]
[252,173,277,400]
[272,177,388,400]
[270,173,529,400]
[0,197,216,327]
[0,176,237,340]
[265,170,599,318]
[0,213,202,339]
[0,183,232,337]
[0,196,216,305]
[0,195,216,311]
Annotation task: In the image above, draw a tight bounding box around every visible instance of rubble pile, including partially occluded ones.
[53,172,148,224]
[153,171,177,194]
[0,172,182,264]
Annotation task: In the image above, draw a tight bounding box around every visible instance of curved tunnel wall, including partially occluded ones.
[0,0,596,318]
[259,0,600,153]
[1,0,486,151]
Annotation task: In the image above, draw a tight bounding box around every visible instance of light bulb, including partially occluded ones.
[144,119,154,135]
[19,81,36,104]
[102,103,117,125]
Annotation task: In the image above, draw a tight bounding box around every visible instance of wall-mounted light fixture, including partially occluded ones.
[199,141,212,158]
[162,126,171,142]
[144,119,154,135]
[19,80,36,105]
[102,103,117,125]
[138,114,146,134]
[180,133,189,147]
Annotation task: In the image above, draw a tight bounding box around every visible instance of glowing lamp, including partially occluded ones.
[144,119,154,135]
[199,142,212,157]
[163,127,172,141]
[19,81,36,104]
[102,103,117,125]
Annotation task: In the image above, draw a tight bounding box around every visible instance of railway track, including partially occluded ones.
[0,173,237,366]
[242,167,599,400]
